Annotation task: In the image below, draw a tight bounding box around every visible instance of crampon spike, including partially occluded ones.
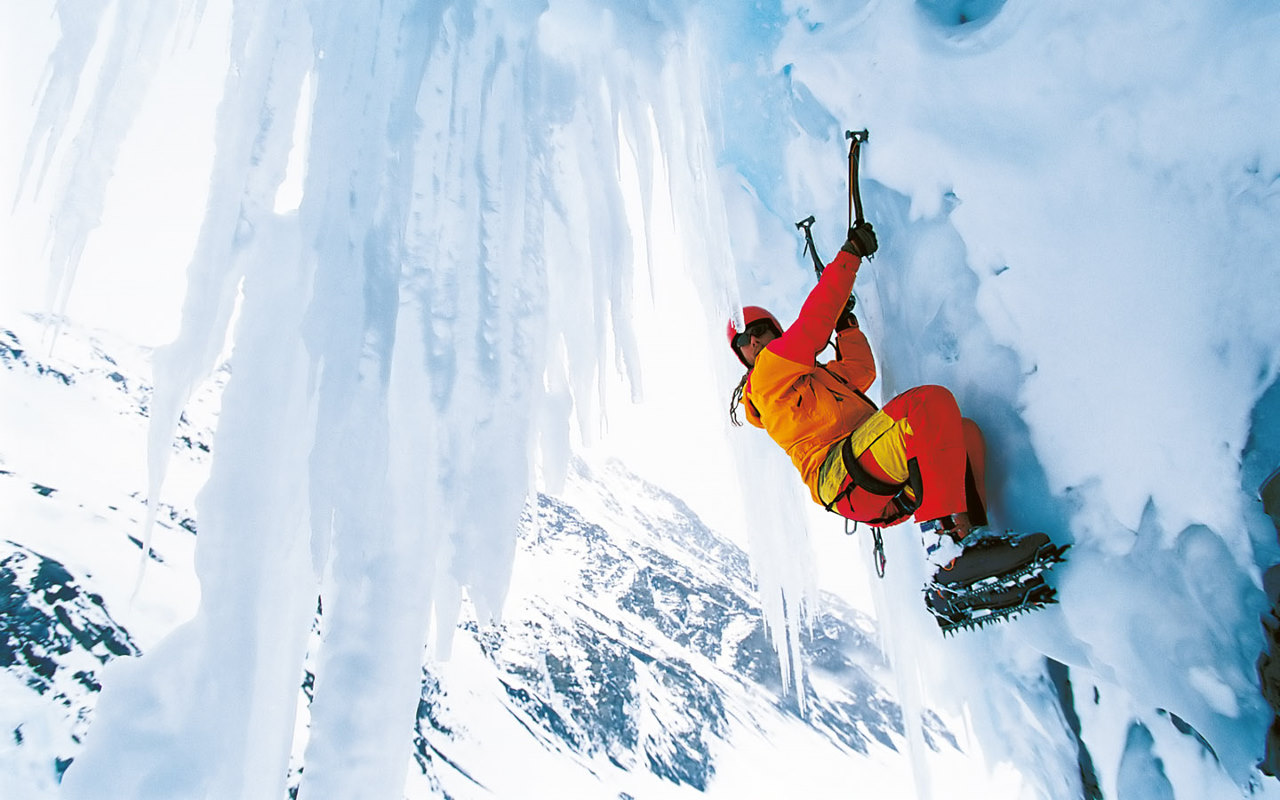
[926,573,1059,635]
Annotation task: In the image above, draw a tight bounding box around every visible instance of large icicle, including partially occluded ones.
[291,1,447,794]
[60,0,322,795]
[141,0,312,581]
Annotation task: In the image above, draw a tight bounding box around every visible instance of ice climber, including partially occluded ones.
[728,221,1066,632]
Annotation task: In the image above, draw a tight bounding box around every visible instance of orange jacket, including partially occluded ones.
[741,250,877,503]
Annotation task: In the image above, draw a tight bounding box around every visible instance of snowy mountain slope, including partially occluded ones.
[0,315,212,640]
[0,314,213,795]
[0,539,137,790]
[402,469,961,799]
[0,315,970,798]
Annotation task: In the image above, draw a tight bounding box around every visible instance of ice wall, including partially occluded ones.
[766,1,1280,797]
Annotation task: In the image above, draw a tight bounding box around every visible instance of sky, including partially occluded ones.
[1,2,227,347]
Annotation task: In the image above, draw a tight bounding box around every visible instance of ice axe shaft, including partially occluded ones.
[846,129,868,229]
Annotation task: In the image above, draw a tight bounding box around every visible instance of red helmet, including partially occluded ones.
[727,305,782,366]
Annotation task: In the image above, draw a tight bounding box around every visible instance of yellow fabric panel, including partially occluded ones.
[816,451,844,506]
[866,416,913,484]
[815,411,914,505]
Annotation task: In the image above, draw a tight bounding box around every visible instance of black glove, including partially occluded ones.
[841,222,878,258]
[835,298,858,331]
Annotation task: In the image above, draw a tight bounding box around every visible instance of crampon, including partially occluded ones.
[925,532,1069,635]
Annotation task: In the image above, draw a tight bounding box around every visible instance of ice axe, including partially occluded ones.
[794,215,825,280]
[794,214,852,314]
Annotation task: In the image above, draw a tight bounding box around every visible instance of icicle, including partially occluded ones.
[15,0,113,205]
[140,0,312,591]
[32,1,204,330]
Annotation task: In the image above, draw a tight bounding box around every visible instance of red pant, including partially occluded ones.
[831,385,986,525]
